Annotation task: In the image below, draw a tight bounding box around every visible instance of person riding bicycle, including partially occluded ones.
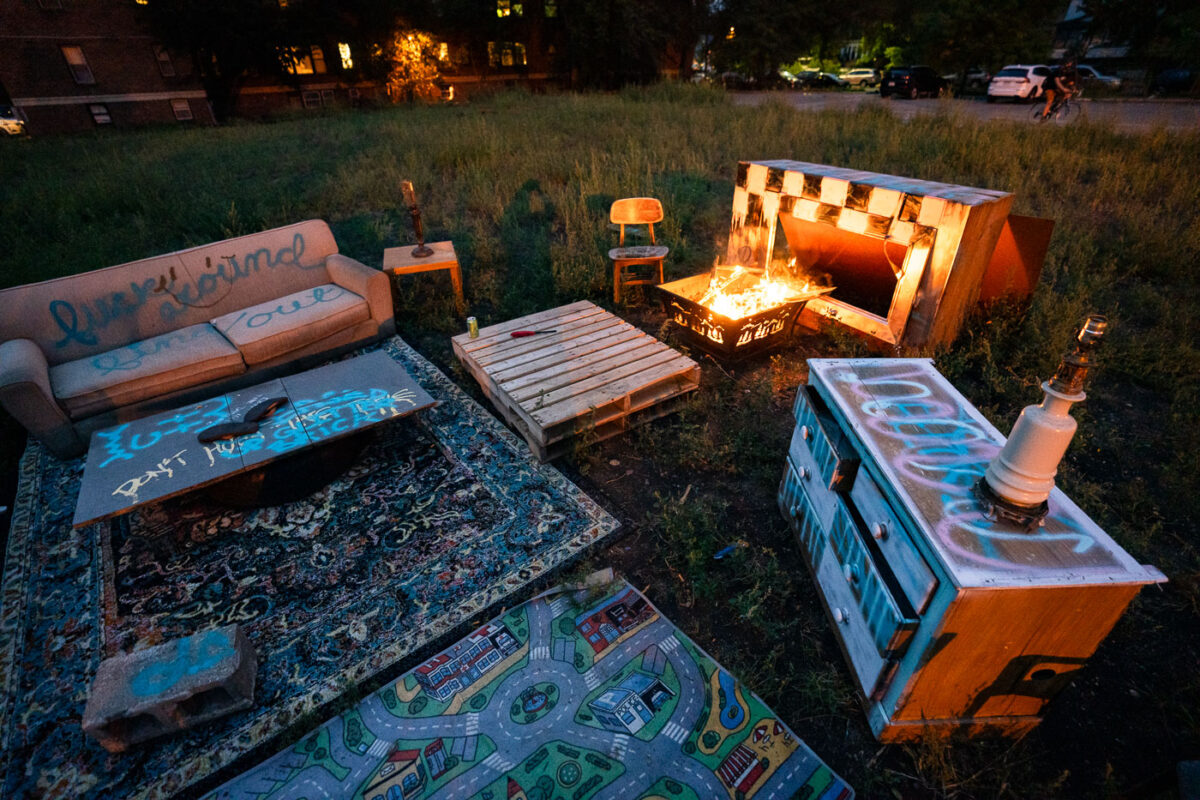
[1041,58,1080,119]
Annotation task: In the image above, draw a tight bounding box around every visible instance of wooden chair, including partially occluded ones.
[608,197,668,304]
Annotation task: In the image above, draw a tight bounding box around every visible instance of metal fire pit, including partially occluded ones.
[656,273,811,360]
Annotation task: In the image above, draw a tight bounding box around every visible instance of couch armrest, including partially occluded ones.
[325,253,395,336]
[0,338,85,458]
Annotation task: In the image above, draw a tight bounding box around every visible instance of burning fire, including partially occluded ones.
[698,262,830,320]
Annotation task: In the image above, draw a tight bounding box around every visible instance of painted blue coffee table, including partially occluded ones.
[72,350,436,528]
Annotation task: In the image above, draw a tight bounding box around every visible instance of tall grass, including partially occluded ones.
[2,84,1199,795]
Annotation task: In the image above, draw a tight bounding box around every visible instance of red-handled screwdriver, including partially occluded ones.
[510,330,557,338]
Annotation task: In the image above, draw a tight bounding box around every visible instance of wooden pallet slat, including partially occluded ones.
[470,314,628,366]
[452,301,700,461]
[499,339,663,396]
[488,324,644,382]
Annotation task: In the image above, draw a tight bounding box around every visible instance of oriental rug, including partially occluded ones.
[208,578,854,800]
[0,335,618,799]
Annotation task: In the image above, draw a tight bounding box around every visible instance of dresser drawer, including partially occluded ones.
[826,501,918,656]
[787,425,839,532]
[813,542,890,698]
[779,460,828,560]
[849,469,938,613]
[793,386,859,492]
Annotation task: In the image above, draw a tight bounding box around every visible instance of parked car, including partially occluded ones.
[0,106,25,136]
[986,64,1051,102]
[942,67,991,90]
[839,67,881,87]
[879,66,947,98]
[1077,64,1122,90]
[795,71,846,89]
[1149,67,1198,96]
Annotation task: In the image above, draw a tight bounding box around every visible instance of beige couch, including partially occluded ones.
[0,219,395,458]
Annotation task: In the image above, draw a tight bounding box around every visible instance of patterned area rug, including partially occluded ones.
[208,578,854,800]
[0,336,618,799]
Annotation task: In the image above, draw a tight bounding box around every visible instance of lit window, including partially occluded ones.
[513,2,523,14]
[496,0,510,16]
[61,46,95,85]
[170,99,193,121]
[283,47,313,75]
[134,0,149,5]
[154,45,176,78]
[487,42,526,68]
[438,43,449,62]
[311,45,326,73]
[544,0,557,16]
[726,26,736,39]
[338,42,353,69]
[89,104,111,125]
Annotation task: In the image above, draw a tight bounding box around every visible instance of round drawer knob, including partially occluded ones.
[872,522,888,541]
[800,425,811,440]
[797,467,810,481]
[843,564,858,584]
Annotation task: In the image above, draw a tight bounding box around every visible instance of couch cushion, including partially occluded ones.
[49,324,246,419]
[210,283,369,366]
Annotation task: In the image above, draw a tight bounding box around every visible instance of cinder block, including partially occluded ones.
[83,625,256,753]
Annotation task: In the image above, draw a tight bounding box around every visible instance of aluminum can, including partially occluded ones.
[467,317,479,338]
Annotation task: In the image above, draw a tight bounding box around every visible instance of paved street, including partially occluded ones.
[731,90,1200,133]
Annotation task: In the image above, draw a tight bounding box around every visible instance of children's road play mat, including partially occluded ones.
[0,336,619,799]
[209,579,853,800]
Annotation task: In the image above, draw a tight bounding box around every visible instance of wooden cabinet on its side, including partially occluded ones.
[778,358,1164,741]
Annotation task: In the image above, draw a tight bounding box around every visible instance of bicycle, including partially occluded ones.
[1031,88,1083,123]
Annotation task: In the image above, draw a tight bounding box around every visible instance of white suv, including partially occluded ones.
[986,65,1052,102]
[839,68,880,87]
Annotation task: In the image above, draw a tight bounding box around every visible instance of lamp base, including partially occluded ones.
[973,476,1049,532]
[410,244,434,258]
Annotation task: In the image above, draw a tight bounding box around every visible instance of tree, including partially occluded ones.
[1082,0,1200,69]
[387,29,443,102]
[140,0,398,120]
[140,0,287,121]
[903,0,1061,87]
[559,0,677,88]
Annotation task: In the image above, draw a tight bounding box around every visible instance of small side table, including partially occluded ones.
[382,240,465,315]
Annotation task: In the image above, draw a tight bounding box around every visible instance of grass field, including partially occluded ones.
[2,85,1198,797]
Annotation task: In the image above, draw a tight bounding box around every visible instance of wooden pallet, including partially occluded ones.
[451,301,700,460]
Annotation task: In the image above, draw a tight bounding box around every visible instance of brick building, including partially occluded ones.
[0,0,214,136]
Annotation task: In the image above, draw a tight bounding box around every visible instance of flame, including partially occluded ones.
[698,262,831,320]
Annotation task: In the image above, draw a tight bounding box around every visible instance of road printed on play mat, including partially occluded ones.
[207,581,853,800]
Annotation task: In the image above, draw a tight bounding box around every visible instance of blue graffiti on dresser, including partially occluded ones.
[832,365,1104,572]
[50,233,313,349]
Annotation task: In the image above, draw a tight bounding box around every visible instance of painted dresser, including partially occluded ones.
[777,358,1164,741]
